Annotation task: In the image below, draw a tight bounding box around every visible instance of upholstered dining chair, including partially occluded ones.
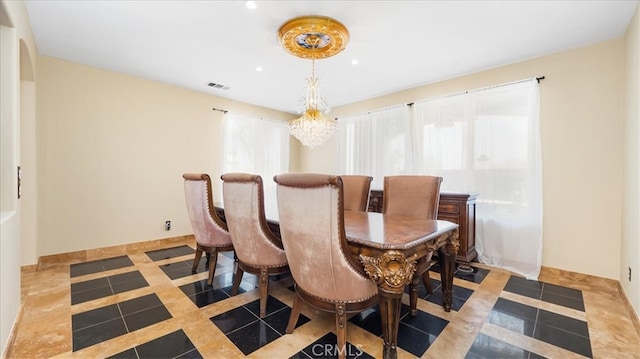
[382,175,443,313]
[183,173,234,286]
[221,173,289,318]
[274,173,379,359]
[341,175,373,211]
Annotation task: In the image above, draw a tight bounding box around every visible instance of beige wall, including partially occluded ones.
[623,5,640,318]
[0,0,37,355]
[301,39,627,282]
[37,56,296,257]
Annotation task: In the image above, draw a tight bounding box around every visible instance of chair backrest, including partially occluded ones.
[221,173,286,267]
[183,173,231,246]
[382,175,443,219]
[341,175,373,211]
[274,173,377,302]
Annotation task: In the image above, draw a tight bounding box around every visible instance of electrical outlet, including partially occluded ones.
[629,267,632,281]
[165,220,171,231]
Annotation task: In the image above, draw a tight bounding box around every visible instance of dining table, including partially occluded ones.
[215,199,460,359]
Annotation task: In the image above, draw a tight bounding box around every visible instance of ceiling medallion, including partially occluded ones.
[278,15,349,148]
[278,15,350,59]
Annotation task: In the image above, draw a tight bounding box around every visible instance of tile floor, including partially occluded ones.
[9,238,640,358]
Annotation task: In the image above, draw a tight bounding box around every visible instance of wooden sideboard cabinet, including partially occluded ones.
[368,190,478,269]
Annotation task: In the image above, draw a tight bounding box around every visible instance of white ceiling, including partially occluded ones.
[24,0,638,114]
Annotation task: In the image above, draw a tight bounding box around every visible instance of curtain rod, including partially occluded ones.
[217,76,545,119]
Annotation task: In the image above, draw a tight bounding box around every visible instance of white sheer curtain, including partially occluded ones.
[414,79,542,279]
[223,112,290,202]
[338,105,412,189]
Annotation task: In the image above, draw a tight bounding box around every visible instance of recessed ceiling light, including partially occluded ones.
[256,66,263,71]
[245,1,256,10]
[351,59,359,65]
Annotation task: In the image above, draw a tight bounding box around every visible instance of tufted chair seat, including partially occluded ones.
[274,173,378,359]
[383,175,443,315]
[221,173,289,318]
[183,173,234,286]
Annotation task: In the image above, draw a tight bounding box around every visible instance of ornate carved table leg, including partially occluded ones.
[360,250,417,359]
[437,229,460,312]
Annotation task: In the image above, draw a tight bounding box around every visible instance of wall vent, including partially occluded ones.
[207,82,231,90]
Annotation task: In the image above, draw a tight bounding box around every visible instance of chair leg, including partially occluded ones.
[422,270,433,294]
[192,248,203,274]
[207,250,219,286]
[409,274,419,316]
[286,293,302,334]
[335,303,347,359]
[259,268,269,318]
[231,265,244,296]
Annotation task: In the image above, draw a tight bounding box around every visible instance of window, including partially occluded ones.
[416,80,542,279]
[338,105,411,189]
[223,112,289,200]
[338,79,542,279]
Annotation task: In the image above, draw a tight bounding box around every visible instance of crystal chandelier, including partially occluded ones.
[278,16,349,148]
[289,59,335,148]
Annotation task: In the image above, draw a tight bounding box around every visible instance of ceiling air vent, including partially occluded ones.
[207,82,231,91]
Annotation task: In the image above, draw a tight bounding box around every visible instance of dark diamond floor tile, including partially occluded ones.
[537,309,589,337]
[466,333,531,359]
[263,306,310,335]
[220,281,253,296]
[100,255,134,271]
[349,306,383,336]
[289,352,313,359]
[106,347,137,359]
[118,293,163,315]
[486,310,536,336]
[145,245,194,261]
[111,277,149,294]
[189,288,230,308]
[506,275,543,290]
[179,279,212,297]
[72,304,121,331]
[397,322,436,357]
[534,322,592,357]
[504,280,543,299]
[123,304,172,332]
[529,352,547,359]
[210,271,236,288]
[543,282,583,300]
[134,330,198,359]
[172,245,197,256]
[225,320,281,355]
[161,259,206,280]
[72,317,127,351]
[425,285,470,311]
[401,308,448,336]
[454,266,489,284]
[71,277,110,294]
[109,270,145,284]
[492,298,538,322]
[243,296,288,317]
[298,332,375,359]
[431,263,489,284]
[211,306,258,334]
[541,291,585,311]
[175,348,204,359]
[71,285,114,305]
[70,261,106,277]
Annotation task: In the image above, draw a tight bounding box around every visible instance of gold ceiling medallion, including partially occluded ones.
[278,15,349,148]
[278,15,350,59]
